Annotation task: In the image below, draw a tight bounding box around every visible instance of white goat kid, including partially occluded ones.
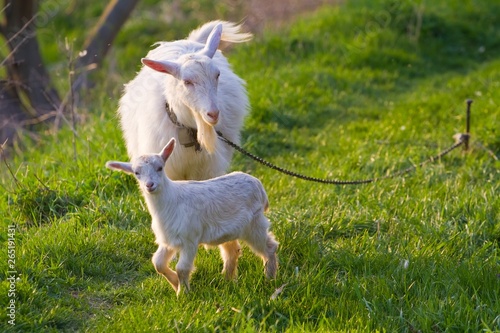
[118,21,251,181]
[106,138,278,295]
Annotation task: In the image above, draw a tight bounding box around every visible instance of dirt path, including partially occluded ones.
[242,0,343,32]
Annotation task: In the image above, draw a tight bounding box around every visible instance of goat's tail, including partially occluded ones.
[188,20,253,45]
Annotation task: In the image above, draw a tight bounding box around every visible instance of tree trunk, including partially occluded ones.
[0,80,28,144]
[1,0,61,120]
[0,0,139,144]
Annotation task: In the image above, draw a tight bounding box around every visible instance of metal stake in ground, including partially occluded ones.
[464,99,473,151]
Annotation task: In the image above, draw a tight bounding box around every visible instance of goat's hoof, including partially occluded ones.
[176,283,191,297]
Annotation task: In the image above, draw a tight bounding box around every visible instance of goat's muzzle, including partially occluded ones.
[204,110,219,125]
[145,182,158,193]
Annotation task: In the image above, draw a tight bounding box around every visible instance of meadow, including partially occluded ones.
[1,0,499,331]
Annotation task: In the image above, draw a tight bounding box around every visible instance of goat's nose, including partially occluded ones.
[146,181,155,191]
[206,110,219,123]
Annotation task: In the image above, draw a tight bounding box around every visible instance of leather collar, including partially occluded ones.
[165,102,202,151]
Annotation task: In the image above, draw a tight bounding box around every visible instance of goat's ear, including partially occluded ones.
[198,23,222,59]
[141,58,180,78]
[160,138,176,162]
[106,161,134,174]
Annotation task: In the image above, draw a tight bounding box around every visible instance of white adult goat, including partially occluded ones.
[106,138,278,295]
[118,21,251,181]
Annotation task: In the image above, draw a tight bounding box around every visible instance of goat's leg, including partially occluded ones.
[175,245,197,295]
[264,233,278,278]
[243,215,279,279]
[152,245,179,293]
[219,240,241,279]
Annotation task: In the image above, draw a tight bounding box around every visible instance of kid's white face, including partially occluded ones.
[131,155,165,194]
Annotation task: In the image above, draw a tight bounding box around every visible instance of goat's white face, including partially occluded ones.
[106,138,176,194]
[141,23,223,127]
[177,55,221,125]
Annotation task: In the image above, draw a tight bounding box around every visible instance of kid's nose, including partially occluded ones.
[145,181,156,192]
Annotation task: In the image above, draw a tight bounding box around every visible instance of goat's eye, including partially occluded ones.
[184,80,193,86]
[157,167,163,172]
[134,172,140,176]
[216,73,220,80]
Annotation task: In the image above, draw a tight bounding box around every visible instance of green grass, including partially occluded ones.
[1,0,499,331]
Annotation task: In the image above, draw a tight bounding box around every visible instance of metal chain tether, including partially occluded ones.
[217,132,467,185]
[217,101,474,185]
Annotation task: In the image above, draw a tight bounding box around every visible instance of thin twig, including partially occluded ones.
[474,142,499,161]
[20,111,58,126]
[0,14,38,67]
[52,63,96,131]
[65,38,77,161]
[0,139,21,189]
[0,2,11,15]
[33,173,50,191]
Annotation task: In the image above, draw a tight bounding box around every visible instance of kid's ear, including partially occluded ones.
[106,161,134,174]
[160,138,176,162]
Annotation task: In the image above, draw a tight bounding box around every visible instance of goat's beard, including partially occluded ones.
[193,112,217,154]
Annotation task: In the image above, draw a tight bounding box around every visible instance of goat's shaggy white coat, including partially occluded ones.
[118,21,251,181]
[106,138,278,295]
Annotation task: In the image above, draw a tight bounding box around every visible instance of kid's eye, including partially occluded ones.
[184,80,193,86]
[157,167,163,172]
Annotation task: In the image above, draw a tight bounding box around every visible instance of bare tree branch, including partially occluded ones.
[76,0,139,70]
[0,13,37,67]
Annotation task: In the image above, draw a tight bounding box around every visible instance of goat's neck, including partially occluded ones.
[142,177,177,219]
[167,97,198,129]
